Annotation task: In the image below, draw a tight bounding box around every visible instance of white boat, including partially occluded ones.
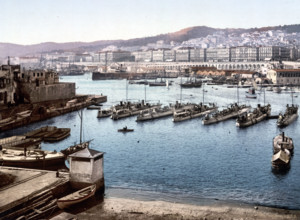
[273,87,282,93]
[57,184,97,209]
[273,132,294,155]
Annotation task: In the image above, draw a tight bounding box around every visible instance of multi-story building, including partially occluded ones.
[258,46,280,61]
[267,69,300,85]
[175,48,191,62]
[190,48,206,62]
[132,50,153,62]
[206,48,230,62]
[98,51,132,63]
[152,49,164,62]
[164,49,176,62]
[231,46,258,62]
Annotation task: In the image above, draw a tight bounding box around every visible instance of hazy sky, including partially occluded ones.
[1,0,300,45]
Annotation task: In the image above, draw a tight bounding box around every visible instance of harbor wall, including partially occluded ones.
[21,82,75,103]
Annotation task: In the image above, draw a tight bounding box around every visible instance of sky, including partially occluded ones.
[1,0,300,45]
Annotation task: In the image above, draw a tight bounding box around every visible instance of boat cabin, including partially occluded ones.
[68,147,104,191]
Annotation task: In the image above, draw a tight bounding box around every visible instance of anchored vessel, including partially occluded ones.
[277,104,298,127]
[173,103,217,122]
[236,104,271,128]
[97,108,113,118]
[245,87,257,99]
[202,103,250,125]
[0,148,66,170]
[111,100,160,120]
[136,106,173,122]
[273,132,294,155]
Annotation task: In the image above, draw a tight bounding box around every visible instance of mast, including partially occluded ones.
[126,79,128,101]
[144,83,147,102]
[180,76,183,104]
[79,109,83,144]
[202,82,205,104]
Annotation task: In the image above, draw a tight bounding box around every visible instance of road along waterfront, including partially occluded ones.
[3,73,300,210]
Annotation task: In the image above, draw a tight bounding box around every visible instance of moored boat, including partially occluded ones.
[24,126,70,142]
[180,79,202,88]
[57,184,97,209]
[97,108,113,118]
[136,106,173,122]
[273,132,294,155]
[173,103,217,122]
[0,148,66,170]
[272,149,291,171]
[111,101,160,120]
[236,104,271,128]
[277,104,298,127]
[202,103,250,125]
[0,135,42,150]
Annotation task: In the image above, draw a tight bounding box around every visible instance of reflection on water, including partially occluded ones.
[3,73,300,209]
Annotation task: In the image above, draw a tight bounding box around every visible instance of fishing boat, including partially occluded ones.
[57,184,97,209]
[148,79,171,87]
[271,149,291,171]
[273,132,294,155]
[202,103,250,125]
[245,87,257,99]
[236,104,271,128]
[277,104,298,127]
[0,148,66,170]
[136,106,173,122]
[173,103,217,122]
[97,108,113,118]
[118,126,134,132]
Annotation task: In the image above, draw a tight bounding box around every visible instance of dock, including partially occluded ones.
[0,167,69,219]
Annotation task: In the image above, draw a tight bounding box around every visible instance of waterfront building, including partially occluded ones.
[164,49,176,62]
[231,46,258,62]
[99,51,132,64]
[16,68,75,103]
[267,69,300,85]
[152,49,165,62]
[175,47,191,62]
[132,50,153,62]
[190,48,206,62]
[258,46,281,61]
[74,53,93,62]
[206,48,231,62]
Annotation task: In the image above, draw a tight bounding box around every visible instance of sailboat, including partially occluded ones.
[61,109,89,156]
[277,89,298,127]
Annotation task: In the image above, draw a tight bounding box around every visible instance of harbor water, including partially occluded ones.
[4,73,300,209]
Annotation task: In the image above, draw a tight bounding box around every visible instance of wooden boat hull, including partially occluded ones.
[57,184,97,209]
[236,113,268,127]
[118,129,134,132]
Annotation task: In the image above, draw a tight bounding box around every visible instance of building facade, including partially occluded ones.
[231,46,258,62]
[267,69,300,85]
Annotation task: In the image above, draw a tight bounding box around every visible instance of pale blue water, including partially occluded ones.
[5,73,300,209]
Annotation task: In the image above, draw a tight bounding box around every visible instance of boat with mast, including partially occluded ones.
[236,104,271,128]
[136,105,173,122]
[203,84,250,125]
[277,90,298,127]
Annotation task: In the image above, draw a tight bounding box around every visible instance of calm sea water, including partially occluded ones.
[5,73,300,209]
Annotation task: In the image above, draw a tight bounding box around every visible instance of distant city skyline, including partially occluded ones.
[1,0,300,45]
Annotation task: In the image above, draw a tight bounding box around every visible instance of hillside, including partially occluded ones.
[1,24,300,58]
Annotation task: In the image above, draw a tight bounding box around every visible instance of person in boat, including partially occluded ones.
[123,126,128,131]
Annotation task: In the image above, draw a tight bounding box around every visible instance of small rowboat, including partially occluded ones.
[57,184,96,209]
[118,127,134,132]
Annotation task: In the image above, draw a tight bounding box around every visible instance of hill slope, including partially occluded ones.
[1,24,300,58]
